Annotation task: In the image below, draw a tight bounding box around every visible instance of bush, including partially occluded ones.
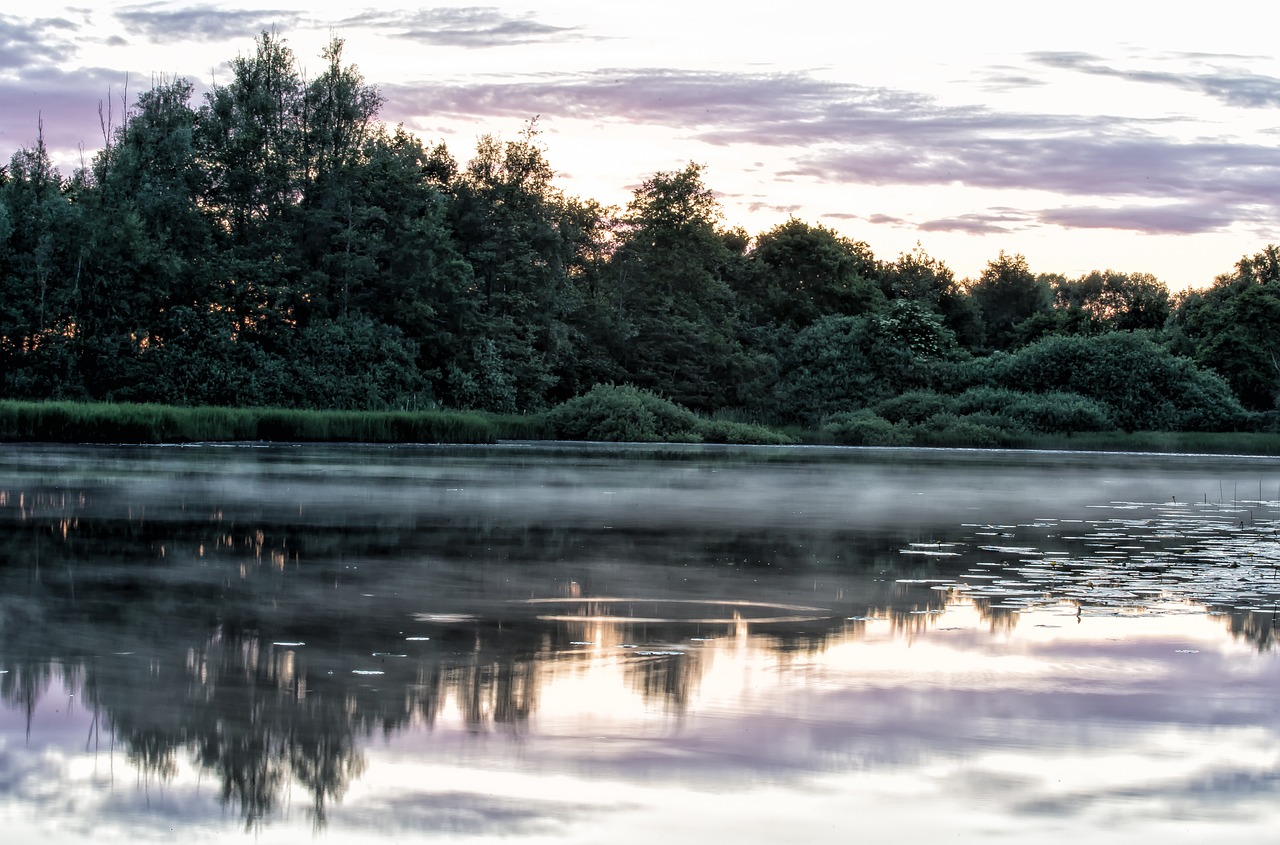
[820,410,912,446]
[910,413,1007,448]
[872,390,955,424]
[984,332,1247,432]
[1005,391,1114,434]
[545,384,702,442]
[952,386,1026,415]
[699,419,794,445]
[544,384,794,444]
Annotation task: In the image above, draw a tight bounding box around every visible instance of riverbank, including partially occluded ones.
[0,399,546,444]
[3,398,1280,455]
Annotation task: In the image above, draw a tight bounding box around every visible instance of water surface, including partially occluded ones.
[1,444,1278,842]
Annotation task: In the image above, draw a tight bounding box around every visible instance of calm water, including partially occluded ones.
[1,443,1279,843]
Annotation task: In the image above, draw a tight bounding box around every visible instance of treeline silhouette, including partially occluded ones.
[2,33,1277,438]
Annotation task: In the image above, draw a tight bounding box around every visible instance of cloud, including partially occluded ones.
[339,7,582,48]
[1033,51,1280,109]
[0,14,78,69]
[919,211,1029,235]
[114,3,303,42]
[1036,203,1239,235]
[0,65,134,157]
[383,65,1280,235]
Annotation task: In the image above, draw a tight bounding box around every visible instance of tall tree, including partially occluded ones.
[0,126,81,397]
[606,163,747,409]
[72,77,215,400]
[197,31,307,342]
[744,218,883,328]
[445,121,590,411]
[886,245,982,349]
[965,251,1052,351]
[1053,270,1171,333]
[1169,245,1280,411]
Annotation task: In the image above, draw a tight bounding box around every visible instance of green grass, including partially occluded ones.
[797,424,1280,455]
[1014,430,1280,456]
[5,398,1279,454]
[0,400,500,444]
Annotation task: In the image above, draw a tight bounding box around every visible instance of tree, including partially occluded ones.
[604,162,748,410]
[73,77,215,399]
[196,31,307,341]
[965,251,1052,351]
[445,121,605,411]
[743,218,883,327]
[0,126,81,397]
[1169,246,1280,411]
[1053,270,1171,333]
[886,245,983,349]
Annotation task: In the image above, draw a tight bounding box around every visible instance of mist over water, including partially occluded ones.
[1,444,1279,843]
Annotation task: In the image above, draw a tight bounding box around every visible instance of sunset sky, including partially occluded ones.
[3,1,1279,290]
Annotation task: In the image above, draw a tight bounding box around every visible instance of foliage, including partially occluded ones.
[1,33,1275,445]
[980,332,1246,431]
[1053,270,1171,332]
[545,384,703,442]
[1168,246,1280,411]
[965,251,1053,351]
[0,400,496,443]
[743,219,884,327]
[820,410,912,446]
[543,384,791,444]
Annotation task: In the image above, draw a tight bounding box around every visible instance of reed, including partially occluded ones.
[0,400,498,444]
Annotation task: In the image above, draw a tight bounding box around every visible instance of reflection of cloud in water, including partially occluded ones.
[4,445,1280,840]
[332,790,608,837]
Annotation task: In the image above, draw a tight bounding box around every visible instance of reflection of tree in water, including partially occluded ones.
[629,652,702,710]
[17,468,1243,826]
[1221,610,1280,652]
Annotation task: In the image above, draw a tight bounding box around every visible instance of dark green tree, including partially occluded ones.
[1053,270,1171,333]
[965,251,1053,351]
[605,162,749,410]
[886,245,983,349]
[743,218,883,328]
[446,121,605,411]
[0,127,81,397]
[73,77,215,400]
[1168,245,1280,411]
[196,31,307,343]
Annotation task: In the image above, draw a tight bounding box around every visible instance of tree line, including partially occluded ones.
[2,33,1277,437]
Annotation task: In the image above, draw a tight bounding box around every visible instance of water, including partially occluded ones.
[1,443,1279,842]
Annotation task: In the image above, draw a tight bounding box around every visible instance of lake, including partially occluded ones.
[1,443,1279,843]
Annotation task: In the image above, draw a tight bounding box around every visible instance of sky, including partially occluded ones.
[2,2,1279,291]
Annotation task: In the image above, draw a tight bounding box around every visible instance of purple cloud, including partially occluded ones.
[339,7,583,47]
[0,14,77,69]
[1033,51,1280,109]
[114,4,303,42]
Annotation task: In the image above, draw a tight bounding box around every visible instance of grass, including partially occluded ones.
[4,398,1279,454]
[0,400,502,444]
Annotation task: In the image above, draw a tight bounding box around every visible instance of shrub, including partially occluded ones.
[1006,391,1114,434]
[545,384,702,442]
[820,410,912,446]
[872,390,955,424]
[910,413,1006,448]
[984,332,1247,431]
[699,419,795,445]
